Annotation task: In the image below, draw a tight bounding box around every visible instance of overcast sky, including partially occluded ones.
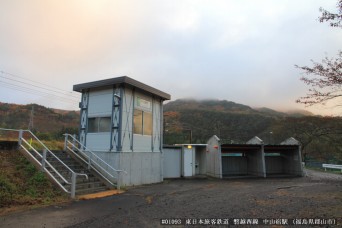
[0,0,341,115]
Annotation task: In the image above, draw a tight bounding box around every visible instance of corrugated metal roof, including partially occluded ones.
[73,76,171,100]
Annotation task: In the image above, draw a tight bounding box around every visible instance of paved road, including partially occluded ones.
[1,170,341,228]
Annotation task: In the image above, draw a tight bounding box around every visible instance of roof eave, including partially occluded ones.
[73,76,171,100]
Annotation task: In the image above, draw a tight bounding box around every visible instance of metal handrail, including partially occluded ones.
[20,139,70,193]
[0,128,22,132]
[66,142,122,181]
[23,130,88,179]
[64,134,126,174]
[65,143,117,187]
[24,131,77,176]
[63,133,127,189]
[21,138,70,184]
[0,128,88,198]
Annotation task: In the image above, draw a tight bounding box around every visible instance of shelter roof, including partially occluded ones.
[221,144,262,152]
[73,76,171,100]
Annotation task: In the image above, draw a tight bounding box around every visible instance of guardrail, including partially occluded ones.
[0,128,88,198]
[322,164,342,173]
[63,134,126,190]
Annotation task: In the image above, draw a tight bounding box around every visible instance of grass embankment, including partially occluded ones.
[0,149,69,215]
[0,136,65,151]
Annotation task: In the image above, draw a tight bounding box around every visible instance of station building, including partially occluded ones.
[73,76,303,185]
[73,76,170,186]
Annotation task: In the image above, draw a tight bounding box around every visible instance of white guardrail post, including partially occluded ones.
[72,134,77,150]
[18,129,23,147]
[71,172,76,198]
[64,134,68,151]
[117,172,121,190]
[88,153,92,170]
[41,149,47,171]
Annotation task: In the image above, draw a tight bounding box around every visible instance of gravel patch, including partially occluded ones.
[305,168,342,182]
[1,172,341,228]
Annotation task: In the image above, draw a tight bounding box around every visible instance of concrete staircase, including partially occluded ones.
[33,150,111,196]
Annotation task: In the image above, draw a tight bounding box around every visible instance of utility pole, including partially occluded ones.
[28,105,34,131]
[269,131,273,145]
[183,129,192,144]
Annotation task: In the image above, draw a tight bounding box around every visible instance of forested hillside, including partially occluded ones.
[0,102,79,140]
[164,99,342,163]
[0,100,341,163]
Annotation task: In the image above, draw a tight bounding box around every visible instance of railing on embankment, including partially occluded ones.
[0,128,88,198]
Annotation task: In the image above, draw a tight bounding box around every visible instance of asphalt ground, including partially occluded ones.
[1,169,341,228]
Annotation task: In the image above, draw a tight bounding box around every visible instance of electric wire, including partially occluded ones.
[0,70,80,99]
[0,71,80,106]
[0,74,80,101]
[1,82,79,105]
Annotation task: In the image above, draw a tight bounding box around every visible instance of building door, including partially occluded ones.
[183,148,193,177]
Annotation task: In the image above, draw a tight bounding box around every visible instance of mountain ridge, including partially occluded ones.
[165,99,314,117]
[1,100,340,162]
[0,102,79,137]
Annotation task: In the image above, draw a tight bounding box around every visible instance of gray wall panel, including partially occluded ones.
[163,148,182,178]
[86,133,111,151]
[115,152,162,186]
[121,87,134,152]
[247,149,266,177]
[265,156,283,174]
[283,148,303,176]
[152,153,162,182]
[222,156,248,175]
[88,89,112,117]
[206,136,222,178]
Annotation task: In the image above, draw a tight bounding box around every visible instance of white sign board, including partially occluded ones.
[136,96,151,109]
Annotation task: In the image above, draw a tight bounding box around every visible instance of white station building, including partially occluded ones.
[73,76,303,186]
[73,76,170,186]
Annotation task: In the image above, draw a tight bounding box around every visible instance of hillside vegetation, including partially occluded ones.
[0,149,68,214]
[164,99,342,163]
[0,102,79,140]
[0,100,341,163]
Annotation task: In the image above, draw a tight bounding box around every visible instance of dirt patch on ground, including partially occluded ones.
[1,170,341,227]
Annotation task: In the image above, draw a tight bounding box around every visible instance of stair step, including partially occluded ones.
[26,149,117,195]
[46,164,87,171]
[45,167,93,175]
[76,186,109,195]
[45,170,100,183]
[76,181,106,190]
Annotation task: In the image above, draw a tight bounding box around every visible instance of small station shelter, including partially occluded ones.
[265,137,304,177]
[73,76,170,186]
[163,144,207,178]
[206,135,303,179]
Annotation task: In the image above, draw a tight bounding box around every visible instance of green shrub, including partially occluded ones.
[24,163,37,176]
[0,175,16,206]
[26,187,38,198]
[29,172,48,188]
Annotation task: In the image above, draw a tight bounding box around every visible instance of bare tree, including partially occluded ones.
[319,0,342,28]
[296,1,342,106]
[295,51,342,106]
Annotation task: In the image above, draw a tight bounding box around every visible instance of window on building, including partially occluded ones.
[133,109,152,135]
[88,117,111,133]
[143,112,152,135]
